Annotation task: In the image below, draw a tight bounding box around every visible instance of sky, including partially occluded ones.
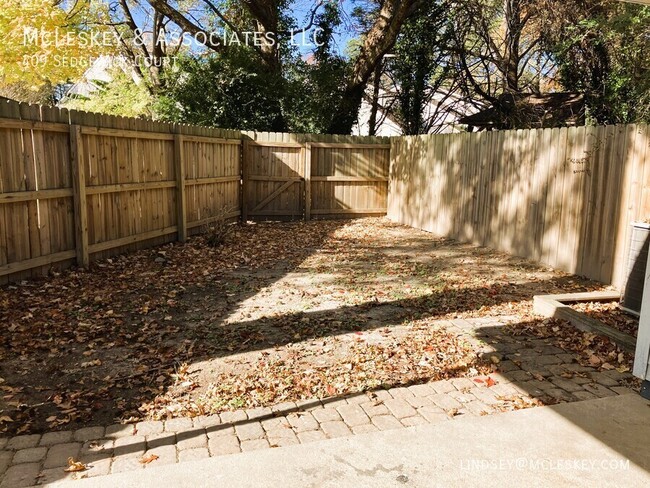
[124,0,362,58]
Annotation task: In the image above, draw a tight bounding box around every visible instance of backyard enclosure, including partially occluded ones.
[2,98,650,288]
[0,100,390,282]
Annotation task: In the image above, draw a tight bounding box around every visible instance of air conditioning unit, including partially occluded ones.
[621,222,650,315]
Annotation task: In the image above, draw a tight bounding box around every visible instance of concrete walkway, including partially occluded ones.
[68,393,650,488]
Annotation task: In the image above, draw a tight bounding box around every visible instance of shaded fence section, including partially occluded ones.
[0,101,390,283]
[388,125,650,287]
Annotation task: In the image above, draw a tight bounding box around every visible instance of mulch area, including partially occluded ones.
[570,301,639,338]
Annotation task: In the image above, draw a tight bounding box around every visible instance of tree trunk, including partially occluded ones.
[327,0,422,134]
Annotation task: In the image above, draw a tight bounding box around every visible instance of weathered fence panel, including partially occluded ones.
[0,100,241,283]
[0,101,390,283]
[388,124,650,287]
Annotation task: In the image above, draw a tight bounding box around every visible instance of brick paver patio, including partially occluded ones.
[0,317,635,487]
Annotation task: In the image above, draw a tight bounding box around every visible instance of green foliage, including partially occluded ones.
[155,50,286,130]
[62,70,154,118]
[545,2,650,124]
[155,2,349,133]
[390,2,449,134]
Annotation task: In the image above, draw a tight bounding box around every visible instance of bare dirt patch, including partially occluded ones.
[0,218,605,435]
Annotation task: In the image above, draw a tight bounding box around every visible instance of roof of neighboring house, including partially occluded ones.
[458,92,585,130]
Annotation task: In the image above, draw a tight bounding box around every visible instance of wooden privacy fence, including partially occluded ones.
[0,101,390,283]
[242,132,390,221]
[388,124,650,288]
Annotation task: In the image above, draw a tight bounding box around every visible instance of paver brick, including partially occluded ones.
[146,433,176,449]
[0,451,13,475]
[135,421,163,436]
[471,388,502,406]
[312,408,341,423]
[240,439,270,452]
[407,383,435,397]
[388,387,414,399]
[12,446,47,464]
[113,436,145,459]
[164,417,193,433]
[0,463,40,488]
[6,434,40,450]
[368,390,393,402]
[111,456,143,474]
[383,399,416,419]
[448,390,476,404]
[43,442,81,469]
[400,416,428,427]
[206,425,235,439]
[245,407,272,420]
[235,421,265,440]
[74,427,105,442]
[550,377,585,393]
[588,372,621,387]
[343,394,368,405]
[463,401,493,416]
[176,430,208,450]
[450,378,475,391]
[267,431,300,447]
[144,445,177,466]
[502,370,533,382]
[297,430,327,443]
[360,401,389,417]
[429,393,462,411]
[105,424,135,438]
[544,388,577,402]
[417,405,449,423]
[219,410,248,424]
[495,360,519,373]
[371,415,403,431]
[404,396,432,408]
[351,424,379,435]
[178,448,210,462]
[36,467,77,486]
[287,412,320,432]
[583,384,617,398]
[429,380,456,394]
[80,438,114,459]
[193,415,222,429]
[572,390,598,401]
[270,402,298,415]
[83,457,112,478]
[336,404,370,427]
[320,421,352,438]
[40,431,73,446]
[208,435,240,456]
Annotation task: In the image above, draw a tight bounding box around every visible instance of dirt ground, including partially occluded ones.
[0,218,622,435]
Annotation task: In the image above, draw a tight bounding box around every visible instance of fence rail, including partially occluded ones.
[0,100,390,283]
[388,124,650,288]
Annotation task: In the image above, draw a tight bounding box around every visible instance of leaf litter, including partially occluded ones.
[0,218,628,435]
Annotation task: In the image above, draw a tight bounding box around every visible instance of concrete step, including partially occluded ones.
[66,393,650,488]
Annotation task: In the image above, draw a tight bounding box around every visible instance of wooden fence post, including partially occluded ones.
[304,142,312,221]
[174,133,187,242]
[70,124,89,268]
[242,140,249,222]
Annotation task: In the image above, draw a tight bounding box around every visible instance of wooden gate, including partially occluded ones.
[242,140,305,221]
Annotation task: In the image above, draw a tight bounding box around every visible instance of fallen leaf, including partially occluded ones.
[139,454,159,464]
[63,457,87,472]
